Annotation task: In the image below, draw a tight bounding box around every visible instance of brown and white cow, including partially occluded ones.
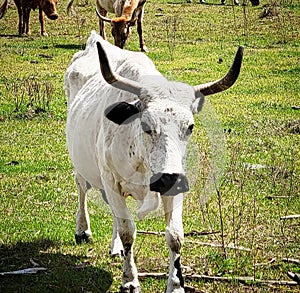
[0,0,58,36]
[67,0,148,52]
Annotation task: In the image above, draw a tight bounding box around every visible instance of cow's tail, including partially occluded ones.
[0,0,8,19]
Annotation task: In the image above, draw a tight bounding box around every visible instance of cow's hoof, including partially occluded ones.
[120,285,141,293]
[75,232,92,244]
[110,250,124,260]
[141,45,149,53]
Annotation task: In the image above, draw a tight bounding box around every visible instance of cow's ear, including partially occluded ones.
[192,93,205,114]
[105,101,141,125]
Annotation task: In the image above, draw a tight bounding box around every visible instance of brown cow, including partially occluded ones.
[0,0,59,36]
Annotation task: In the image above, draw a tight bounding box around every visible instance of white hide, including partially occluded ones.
[65,31,199,292]
[65,31,196,219]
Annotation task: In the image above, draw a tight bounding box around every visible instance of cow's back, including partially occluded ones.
[64,31,157,106]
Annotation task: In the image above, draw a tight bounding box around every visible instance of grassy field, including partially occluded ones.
[0,0,299,292]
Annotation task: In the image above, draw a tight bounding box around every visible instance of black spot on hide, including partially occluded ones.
[86,181,92,190]
[100,189,108,204]
[174,256,184,288]
[105,102,140,125]
[123,243,132,257]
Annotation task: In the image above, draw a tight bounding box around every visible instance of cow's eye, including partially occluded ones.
[141,122,153,135]
[186,124,194,136]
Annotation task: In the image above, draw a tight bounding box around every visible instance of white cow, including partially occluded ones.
[65,31,243,292]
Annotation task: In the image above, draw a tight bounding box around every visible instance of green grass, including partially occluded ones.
[0,0,299,292]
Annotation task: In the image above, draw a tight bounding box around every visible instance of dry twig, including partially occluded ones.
[282,258,300,265]
[138,272,299,286]
[255,258,277,267]
[280,214,300,220]
[137,230,220,237]
[185,240,252,252]
[0,267,47,275]
[265,195,292,199]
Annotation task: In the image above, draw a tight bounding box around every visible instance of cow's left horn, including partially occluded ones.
[194,46,244,97]
[96,42,142,96]
[96,8,112,23]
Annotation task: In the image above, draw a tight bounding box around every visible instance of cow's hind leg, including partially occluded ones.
[12,0,23,35]
[162,194,185,293]
[22,7,31,35]
[74,173,93,244]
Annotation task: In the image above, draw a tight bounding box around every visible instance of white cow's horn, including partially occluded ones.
[194,46,244,97]
[96,8,112,23]
[96,41,142,96]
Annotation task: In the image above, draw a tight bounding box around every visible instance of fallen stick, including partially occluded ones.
[137,230,165,236]
[185,274,299,286]
[0,267,47,276]
[282,258,300,265]
[280,214,300,220]
[184,240,252,252]
[255,258,277,267]
[138,272,299,286]
[265,196,292,199]
[184,230,220,237]
[255,257,300,267]
[137,230,220,237]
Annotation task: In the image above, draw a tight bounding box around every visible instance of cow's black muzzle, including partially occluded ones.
[150,173,189,196]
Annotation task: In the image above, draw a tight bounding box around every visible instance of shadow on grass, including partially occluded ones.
[0,34,21,38]
[0,239,113,293]
[55,44,85,50]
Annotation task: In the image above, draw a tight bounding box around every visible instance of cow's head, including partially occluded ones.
[96,42,243,196]
[97,11,137,49]
[40,0,59,20]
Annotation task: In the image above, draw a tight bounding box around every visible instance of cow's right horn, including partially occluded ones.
[96,8,112,23]
[96,42,142,96]
[194,46,244,97]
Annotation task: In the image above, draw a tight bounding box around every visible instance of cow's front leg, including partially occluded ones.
[116,217,140,292]
[137,6,148,52]
[106,185,140,292]
[110,215,124,257]
[74,173,92,244]
[96,5,107,40]
[162,194,185,293]
[39,7,47,36]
